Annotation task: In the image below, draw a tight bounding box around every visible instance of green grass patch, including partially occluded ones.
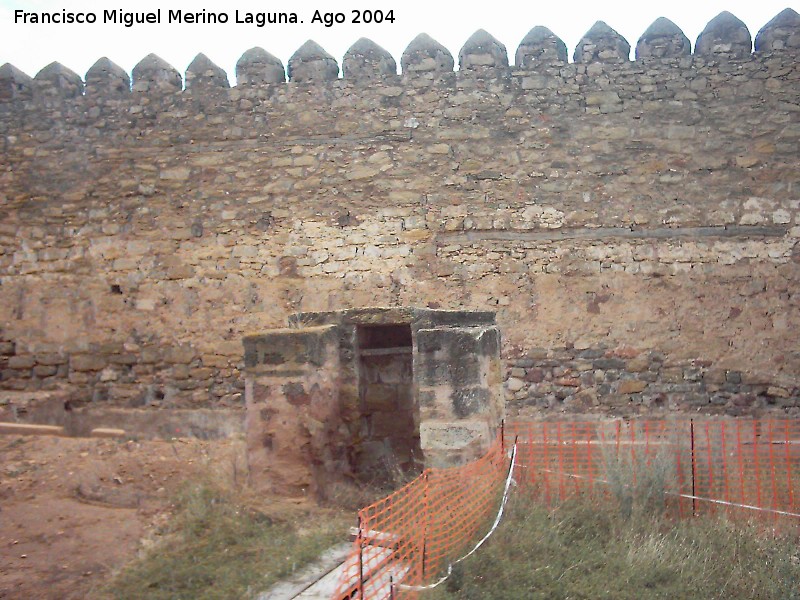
[429,489,800,600]
[101,482,349,600]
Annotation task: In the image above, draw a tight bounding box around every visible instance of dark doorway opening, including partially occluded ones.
[354,324,421,482]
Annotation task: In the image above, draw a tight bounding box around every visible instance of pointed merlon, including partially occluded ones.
[401,33,454,75]
[85,57,130,96]
[132,54,182,93]
[459,29,509,70]
[185,53,230,89]
[34,62,84,97]
[636,17,691,59]
[0,63,33,101]
[574,21,631,63]
[755,8,800,52]
[343,38,397,80]
[236,47,286,85]
[695,11,752,58]
[515,26,568,67]
[287,40,339,82]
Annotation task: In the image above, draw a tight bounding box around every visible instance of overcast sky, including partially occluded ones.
[0,0,796,84]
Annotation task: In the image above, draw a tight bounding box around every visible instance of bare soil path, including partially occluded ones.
[0,434,246,599]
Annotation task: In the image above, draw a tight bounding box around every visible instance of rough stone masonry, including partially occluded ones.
[0,9,799,421]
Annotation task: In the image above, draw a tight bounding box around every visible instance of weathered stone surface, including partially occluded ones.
[235,47,286,85]
[401,33,454,74]
[451,387,490,417]
[574,21,631,63]
[243,326,338,368]
[132,54,182,93]
[71,354,108,372]
[0,63,33,100]
[34,62,83,97]
[618,379,647,394]
[695,11,752,58]
[343,38,397,79]
[185,53,230,89]
[8,356,35,369]
[458,29,509,71]
[287,40,339,82]
[164,346,196,365]
[636,17,691,59]
[755,8,800,52]
[420,420,490,450]
[515,26,568,66]
[0,32,799,420]
[85,58,130,96]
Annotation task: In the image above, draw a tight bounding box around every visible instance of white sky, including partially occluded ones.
[0,0,796,84]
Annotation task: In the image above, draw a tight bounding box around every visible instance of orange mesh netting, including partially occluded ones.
[333,419,800,599]
[505,419,800,521]
[332,434,510,600]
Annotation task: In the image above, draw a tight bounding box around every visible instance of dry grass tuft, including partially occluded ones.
[98,479,350,600]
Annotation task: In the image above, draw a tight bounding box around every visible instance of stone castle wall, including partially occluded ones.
[1,9,799,417]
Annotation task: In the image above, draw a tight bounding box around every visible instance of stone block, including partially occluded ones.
[172,364,190,380]
[244,326,338,369]
[417,354,480,387]
[661,368,684,383]
[618,380,647,394]
[32,365,57,377]
[626,356,649,373]
[190,368,215,380]
[451,387,490,418]
[165,346,196,365]
[415,327,498,387]
[139,348,162,364]
[420,420,490,451]
[35,354,66,366]
[767,386,790,398]
[593,358,625,370]
[109,354,138,365]
[505,377,525,392]
[90,428,126,438]
[726,371,743,384]
[70,354,107,372]
[7,356,35,369]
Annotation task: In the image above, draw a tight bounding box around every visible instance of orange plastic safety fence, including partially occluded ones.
[332,435,509,600]
[332,420,800,600]
[504,419,800,522]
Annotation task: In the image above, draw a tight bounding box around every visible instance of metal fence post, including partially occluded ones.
[690,419,697,515]
[422,471,429,579]
[358,514,364,600]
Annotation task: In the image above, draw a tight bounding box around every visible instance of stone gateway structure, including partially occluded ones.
[243,307,503,495]
[1,9,800,457]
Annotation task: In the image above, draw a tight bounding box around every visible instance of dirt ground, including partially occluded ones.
[0,433,250,600]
